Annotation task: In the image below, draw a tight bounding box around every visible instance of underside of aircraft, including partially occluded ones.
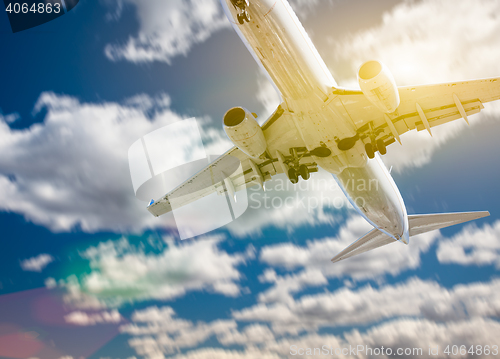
[146,0,499,263]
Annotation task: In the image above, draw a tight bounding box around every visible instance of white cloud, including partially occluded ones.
[64,310,122,326]
[61,236,249,305]
[262,318,500,359]
[256,268,327,304]
[226,170,349,237]
[259,215,438,283]
[288,0,322,16]
[129,317,500,359]
[171,348,281,359]
[45,277,57,288]
[62,274,110,310]
[328,0,500,172]
[217,323,276,346]
[0,109,19,124]
[1,89,351,240]
[103,0,329,65]
[0,92,231,233]
[122,286,500,358]
[105,0,230,64]
[437,220,500,268]
[121,306,238,356]
[20,253,54,272]
[233,278,500,334]
[255,72,282,122]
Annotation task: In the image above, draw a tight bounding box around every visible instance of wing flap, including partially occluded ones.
[339,76,500,143]
[147,104,301,217]
[147,147,267,217]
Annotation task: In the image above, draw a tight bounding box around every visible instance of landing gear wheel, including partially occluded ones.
[299,164,310,180]
[237,14,244,24]
[365,143,375,159]
[377,139,387,155]
[288,168,299,184]
[243,10,250,22]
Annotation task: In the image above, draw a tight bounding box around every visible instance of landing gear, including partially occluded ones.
[288,168,299,184]
[376,139,387,155]
[363,122,389,159]
[299,164,310,180]
[365,143,375,159]
[365,139,387,159]
[237,10,250,24]
[232,0,250,24]
[276,147,319,184]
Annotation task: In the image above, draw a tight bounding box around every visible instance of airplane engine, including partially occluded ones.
[223,107,267,159]
[358,60,400,113]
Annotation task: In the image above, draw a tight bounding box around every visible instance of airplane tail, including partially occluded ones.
[331,211,490,263]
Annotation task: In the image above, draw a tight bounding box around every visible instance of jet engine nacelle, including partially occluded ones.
[223,107,267,159]
[358,60,400,114]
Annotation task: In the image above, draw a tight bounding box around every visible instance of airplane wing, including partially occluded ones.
[337,77,500,144]
[147,104,308,217]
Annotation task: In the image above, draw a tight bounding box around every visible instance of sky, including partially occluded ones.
[1,0,500,358]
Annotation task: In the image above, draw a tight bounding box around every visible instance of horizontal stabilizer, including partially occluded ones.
[331,228,394,263]
[408,211,489,236]
[331,211,489,263]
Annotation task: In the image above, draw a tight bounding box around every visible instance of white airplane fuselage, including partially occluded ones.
[221,0,409,242]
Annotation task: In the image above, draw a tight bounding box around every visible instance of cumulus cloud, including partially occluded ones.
[19,253,54,272]
[0,92,231,233]
[437,220,500,268]
[121,306,238,356]
[0,109,19,124]
[226,170,349,237]
[328,0,500,171]
[233,278,500,334]
[288,0,323,17]
[0,91,347,238]
[122,282,500,359]
[256,268,327,304]
[259,216,438,283]
[104,0,230,64]
[254,72,282,122]
[44,277,57,288]
[60,236,249,306]
[64,310,122,326]
[251,218,500,329]
[103,0,328,65]
[262,318,500,359]
[172,348,281,359]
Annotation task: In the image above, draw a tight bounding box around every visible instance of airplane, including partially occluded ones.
[147,0,499,263]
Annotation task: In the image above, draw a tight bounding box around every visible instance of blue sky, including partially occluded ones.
[1,0,500,358]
